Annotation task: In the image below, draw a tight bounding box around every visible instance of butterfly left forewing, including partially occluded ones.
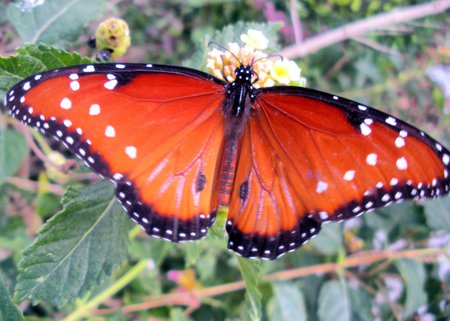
[6,63,227,242]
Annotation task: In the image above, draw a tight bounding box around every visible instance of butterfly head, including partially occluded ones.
[233,65,256,86]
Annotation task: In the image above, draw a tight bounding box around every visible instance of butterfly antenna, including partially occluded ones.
[252,54,284,65]
[208,41,242,65]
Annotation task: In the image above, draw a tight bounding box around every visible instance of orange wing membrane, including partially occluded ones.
[6,64,226,241]
[226,88,450,259]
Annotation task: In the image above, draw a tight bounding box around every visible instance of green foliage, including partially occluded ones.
[318,279,351,321]
[267,281,307,321]
[424,198,450,232]
[15,181,130,308]
[0,277,23,321]
[395,259,427,317]
[6,0,107,47]
[237,257,262,321]
[0,127,28,182]
[311,223,343,255]
[0,43,92,97]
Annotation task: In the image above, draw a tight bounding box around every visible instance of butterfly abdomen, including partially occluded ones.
[217,140,239,206]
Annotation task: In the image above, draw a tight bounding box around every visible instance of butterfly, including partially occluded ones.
[4,62,450,260]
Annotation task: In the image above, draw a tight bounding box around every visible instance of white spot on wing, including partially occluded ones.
[83,65,95,72]
[360,123,371,136]
[23,82,31,91]
[89,104,101,115]
[366,153,377,166]
[316,181,328,194]
[60,97,72,110]
[396,157,408,170]
[105,125,116,137]
[395,137,405,148]
[125,146,137,159]
[70,81,80,91]
[386,117,397,126]
[343,170,355,181]
[104,79,118,90]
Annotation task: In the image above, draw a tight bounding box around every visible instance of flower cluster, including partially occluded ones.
[207,29,306,88]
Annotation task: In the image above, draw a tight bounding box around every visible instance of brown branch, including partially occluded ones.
[280,0,450,59]
[93,247,445,316]
[5,177,64,195]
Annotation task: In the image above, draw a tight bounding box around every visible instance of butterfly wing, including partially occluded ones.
[226,87,450,259]
[6,63,227,241]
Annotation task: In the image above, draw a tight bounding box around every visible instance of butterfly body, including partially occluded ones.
[5,62,450,259]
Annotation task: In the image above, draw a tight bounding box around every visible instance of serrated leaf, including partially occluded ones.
[7,0,107,47]
[318,279,351,321]
[423,198,450,232]
[237,257,262,321]
[0,44,92,97]
[15,180,130,308]
[0,127,28,182]
[311,223,343,255]
[395,259,427,316]
[0,277,23,321]
[268,281,307,321]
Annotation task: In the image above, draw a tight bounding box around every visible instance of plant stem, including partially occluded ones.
[62,259,149,321]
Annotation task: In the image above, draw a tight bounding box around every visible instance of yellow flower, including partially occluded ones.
[240,29,269,50]
[271,60,305,86]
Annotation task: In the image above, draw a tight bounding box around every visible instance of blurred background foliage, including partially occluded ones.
[0,0,449,320]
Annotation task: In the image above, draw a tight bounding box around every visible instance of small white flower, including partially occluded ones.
[271,60,301,85]
[240,29,269,50]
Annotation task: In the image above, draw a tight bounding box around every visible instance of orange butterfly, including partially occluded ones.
[5,62,450,259]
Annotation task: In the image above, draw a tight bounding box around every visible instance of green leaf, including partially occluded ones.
[0,127,28,182]
[318,279,351,321]
[311,223,343,255]
[423,198,450,232]
[170,307,193,321]
[36,192,61,218]
[0,44,92,97]
[0,277,23,321]
[395,259,427,316]
[15,180,130,307]
[268,281,307,321]
[349,287,374,321]
[6,0,107,47]
[237,257,262,321]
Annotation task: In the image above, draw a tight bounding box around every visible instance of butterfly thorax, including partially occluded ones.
[225,65,256,118]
